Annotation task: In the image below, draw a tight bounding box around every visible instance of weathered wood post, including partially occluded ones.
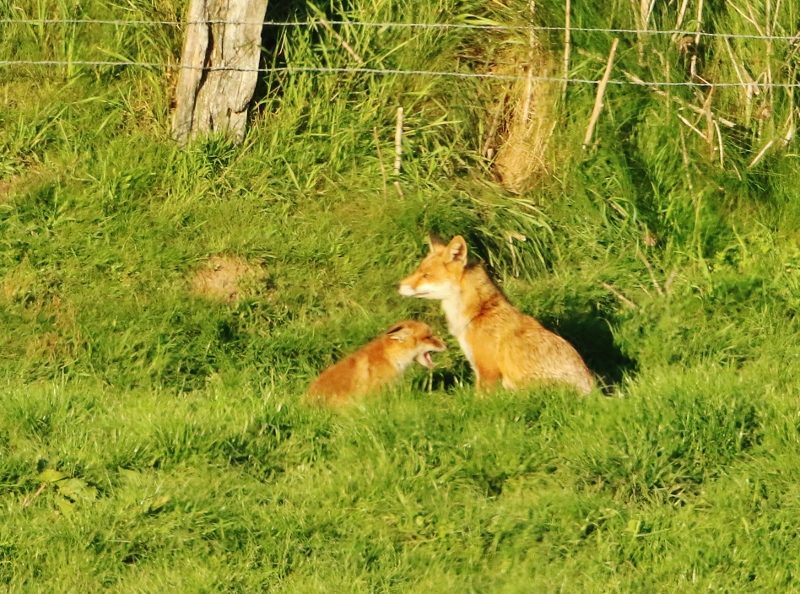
[171,0,269,146]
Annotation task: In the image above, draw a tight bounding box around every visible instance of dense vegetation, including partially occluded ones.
[2,0,800,590]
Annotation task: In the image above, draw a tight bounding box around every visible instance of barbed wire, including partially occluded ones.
[0,18,798,41]
[2,60,800,88]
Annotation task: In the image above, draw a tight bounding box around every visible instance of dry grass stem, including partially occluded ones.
[522,1,537,124]
[723,37,754,127]
[677,113,707,141]
[507,231,526,277]
[703,87,715,159]
[715,120,725,168]
[372,126,387,197]
[562,0,571,104]
[679,126,695,194]
[748,139,774,168]
[672,0,691,40]
[744,0,765,36]
[600,281,638,309]
[782,67,795,147]
[583,38,619,150]
[726,0,763,34]
[782,113,795,146]
[765,0,774,115]
[664,270,678,295]
[694,0,705,45]
[634,0,656,62]
[639,252,664,296]
[482,93,507,158]
[640,0,656,30]
[690,0,704,77]
[318,18,364,65]
[394,107,403,175]
[772,0,783,34]
[606,198,628,218]
[730,52,755,86]
[522,62,534,125]
[21,483,47,509]
[623,71,736,128]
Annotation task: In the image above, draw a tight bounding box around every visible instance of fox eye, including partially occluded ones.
[421,273,430,279]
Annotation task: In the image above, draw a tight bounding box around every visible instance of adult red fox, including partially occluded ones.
[307,320,447,406]
[398,235,594,394]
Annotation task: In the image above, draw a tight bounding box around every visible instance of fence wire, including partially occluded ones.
[0,18,798,42]
[1,61,800,88]
[1,18,799,87]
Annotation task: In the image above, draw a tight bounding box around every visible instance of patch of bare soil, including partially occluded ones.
[1,259,37,303]
[0,179,13,203]
[190,255,267,304]
[0,166,50,204]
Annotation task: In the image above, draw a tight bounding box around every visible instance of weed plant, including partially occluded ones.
[2,0,800,590]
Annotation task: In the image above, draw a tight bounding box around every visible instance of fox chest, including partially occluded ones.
[453,333,476,370]
[442,300,475,367]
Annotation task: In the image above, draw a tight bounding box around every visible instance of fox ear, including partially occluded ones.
[427,233,445,253]
[446,235,468,264]
[387,324,414,342]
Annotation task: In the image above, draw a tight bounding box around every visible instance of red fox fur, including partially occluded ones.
[398,235,594,394]
[307,320,447,406]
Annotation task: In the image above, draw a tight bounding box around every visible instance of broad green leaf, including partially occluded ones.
[56,478,97,502]
[37,469,68,484]
[54,497,74,516]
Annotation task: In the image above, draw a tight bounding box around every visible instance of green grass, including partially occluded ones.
[2,0,800,590]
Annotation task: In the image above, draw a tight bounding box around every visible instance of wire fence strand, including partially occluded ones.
[0,18,798,41]
[2,60,800,88]
[2,19,799,87]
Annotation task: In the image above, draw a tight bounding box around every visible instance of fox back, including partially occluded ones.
[307,320,446,406]
[399,235,594,394]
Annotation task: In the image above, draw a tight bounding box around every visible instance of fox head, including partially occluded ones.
[385,320,447,369]
[398,234,468,301]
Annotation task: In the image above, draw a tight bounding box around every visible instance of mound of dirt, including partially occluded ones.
[190,255,266,304]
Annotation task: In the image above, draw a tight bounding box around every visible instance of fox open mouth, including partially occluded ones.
[416,351,436,369]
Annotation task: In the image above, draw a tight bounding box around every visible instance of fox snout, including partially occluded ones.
[398,272,448,299]
[415,336,447,369]
[398,275,420,297]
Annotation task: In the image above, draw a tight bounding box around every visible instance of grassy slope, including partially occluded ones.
[2,0,800,591]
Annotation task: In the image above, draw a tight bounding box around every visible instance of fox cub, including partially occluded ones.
[399,235,594,394]
[307,320,447,405]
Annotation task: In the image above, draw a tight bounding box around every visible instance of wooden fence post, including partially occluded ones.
[171,0,269,146]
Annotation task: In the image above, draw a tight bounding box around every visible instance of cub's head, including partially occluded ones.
[398,234,468,301]
[386,320,447,368]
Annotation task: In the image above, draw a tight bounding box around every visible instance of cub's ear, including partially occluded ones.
[427,233,446,253]
[387,324,414,342]
[446,235,468,264]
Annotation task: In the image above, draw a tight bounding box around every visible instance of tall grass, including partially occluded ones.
[1,0,800,590]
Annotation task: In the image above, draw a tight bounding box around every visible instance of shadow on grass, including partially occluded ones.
[421,358,474,393]
[540,307,637,391]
